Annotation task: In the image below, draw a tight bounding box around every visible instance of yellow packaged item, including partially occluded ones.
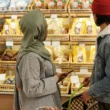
[90,46,96,62]
[74,19,86,34]
[3,19,11,35]
[10,16,18,35]
[73,45,87,62]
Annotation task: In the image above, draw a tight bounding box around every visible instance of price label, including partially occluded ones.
[56,68,62,73]
[11,15,17,19]
[80,67,88,74]
[79,42,85,46]
[0,74,6,81]
[51,14,57,19]
[6,40,14,47]
[52,41,60,47]
[70,75,79,83]
[43,41,51,46]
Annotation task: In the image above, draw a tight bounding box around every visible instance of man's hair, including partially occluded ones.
[96,15,110,26]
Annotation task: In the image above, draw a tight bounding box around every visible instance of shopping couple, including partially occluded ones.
[14,0,110,110]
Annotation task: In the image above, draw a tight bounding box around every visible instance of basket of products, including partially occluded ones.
[58,77,70,94]
[1,49,18,61]
[0,76,15,92]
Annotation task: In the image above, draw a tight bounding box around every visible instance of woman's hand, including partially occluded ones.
[56,72,68,82]
[82,91,91,105]
[83,77,90,87]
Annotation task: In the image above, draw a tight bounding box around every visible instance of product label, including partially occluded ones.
[11,22,16,29]
[80,67,88,74]
[6,40,14,47]
[52,41,60,47]
[51,14,57,19]
[11,15,17,20]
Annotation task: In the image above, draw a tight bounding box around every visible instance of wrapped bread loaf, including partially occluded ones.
[73,45,87,62]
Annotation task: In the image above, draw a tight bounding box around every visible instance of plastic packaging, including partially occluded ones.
[16,0,28,10]
[0,0,9,10]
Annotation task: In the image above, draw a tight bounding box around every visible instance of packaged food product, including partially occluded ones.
[16,0,28,10]
[9,0,16,11]
[90,46,95,62]
[47,18,67,34]
[10,16,18,35]
[73,45,87,62]
[57,0,66,9]
[34,0,46,9]
[48,0,57,9]
[54,45,69,62]
[3,20,11,35]
[70,0,82,9]
[86,20,92,34]
[0,0,9,10]
[74,19,85,34]
[82,0,89,9]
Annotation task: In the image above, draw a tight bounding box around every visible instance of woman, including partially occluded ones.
[82,0,110,109]
[14,10,68,110]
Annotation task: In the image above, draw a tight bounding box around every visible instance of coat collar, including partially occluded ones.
[98,24,110,38]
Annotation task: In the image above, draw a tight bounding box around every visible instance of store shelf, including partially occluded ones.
[0,61,16,67]
[47,34,69,41]
[70,34,96,41]
[69,9,92,17]
[0,9,68,18]
[70,62,94,70]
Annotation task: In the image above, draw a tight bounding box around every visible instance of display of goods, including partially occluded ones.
[57,0,66,9]
[9,0,29,10]
[4,77,15,84]
[90,45,96,62]
[15,0,29,10]
[0,0,9,10]
[47,18,68,34]
[59,77,70,94]
[70,0,82,9]
[70,18,97,35]
[1,49,18,61]
[54,45,70,63]
[0,76,15,92]
[73,45,87,62]
[2,18,21,35]
[82,0,93,9]
[34,0,46,9]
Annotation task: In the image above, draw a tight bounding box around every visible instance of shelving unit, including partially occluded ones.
[0,1,97,109]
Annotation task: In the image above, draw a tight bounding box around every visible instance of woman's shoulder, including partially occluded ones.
[23,52,44,63]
